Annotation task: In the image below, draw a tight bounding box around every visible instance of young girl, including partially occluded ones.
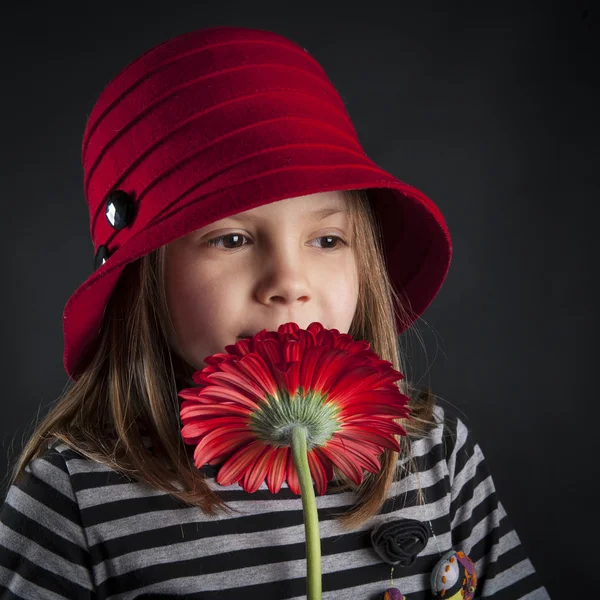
[0,26,549,599]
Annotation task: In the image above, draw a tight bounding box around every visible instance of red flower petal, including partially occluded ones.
[312,447,334,481]
[181,416,249,439]
[337,402,409,418]
[328,366,403,403]
[337,389,410,413]
[192,427,255,466]
[180,403,252,420]
[313,325,336,347]
[298,346,326,392]
[217,439,269,487]
[253,338,283,367]
[232,353,279,397]
[331,333,354,351]
[279,322,301,336]
[284,361,301,397]
[326,436,382,473]
[196,381,262,409]
[319,441,365,486]
[286,452,301,495]
[241,445,278,493]
[203,353,234,366]
[267,447,289,494]
[202,371,266,404]
[310,348,349,392]
[283,339,301,364]
[307,449,329,496]
[192,364,223,384]
[341,387,410,404]
[177,389,202,401]
[253,338,286,370]
[337,426,401,451]
[342,415,407,436]
[223,340,252,357]
[295,331,315,358]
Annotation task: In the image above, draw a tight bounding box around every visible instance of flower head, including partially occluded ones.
[179,322,410,495]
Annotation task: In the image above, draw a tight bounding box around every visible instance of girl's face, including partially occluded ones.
[164,191,359,370]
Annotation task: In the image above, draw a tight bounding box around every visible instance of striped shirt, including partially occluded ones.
[0,405,550,599]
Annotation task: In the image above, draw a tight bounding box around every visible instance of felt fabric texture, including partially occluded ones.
[382,588,405,599]
[431,550,477,599]
[63,25,452,380]
[371,517,431,567]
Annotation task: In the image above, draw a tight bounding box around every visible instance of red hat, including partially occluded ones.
[63,26,452,381]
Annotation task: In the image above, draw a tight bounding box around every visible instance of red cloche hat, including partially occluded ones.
[62,26,452,381]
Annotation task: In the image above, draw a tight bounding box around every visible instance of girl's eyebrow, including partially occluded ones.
[308,207,348,220]
[223,206,347,223]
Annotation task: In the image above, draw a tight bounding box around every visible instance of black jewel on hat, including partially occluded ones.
[93,190,135,270]
[94,245,110,270]
[105,190,135,231]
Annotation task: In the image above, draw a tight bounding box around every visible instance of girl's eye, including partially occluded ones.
[206,233,249,249]
[205,234,348,251]
[312,235,347,250]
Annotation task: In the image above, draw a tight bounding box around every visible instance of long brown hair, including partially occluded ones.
[6,189,439,530]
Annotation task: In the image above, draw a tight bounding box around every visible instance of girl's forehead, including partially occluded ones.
[196,190,349,232]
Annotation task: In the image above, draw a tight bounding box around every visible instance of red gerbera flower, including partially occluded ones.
[178,322,411,495]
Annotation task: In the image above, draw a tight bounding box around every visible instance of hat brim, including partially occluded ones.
[63,163,451,380]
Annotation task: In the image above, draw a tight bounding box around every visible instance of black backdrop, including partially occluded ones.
[1,1,597,597]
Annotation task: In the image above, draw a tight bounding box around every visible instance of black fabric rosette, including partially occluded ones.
[370,517,430,567]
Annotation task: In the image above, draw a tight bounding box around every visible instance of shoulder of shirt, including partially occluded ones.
[35,432,154,465]
[406,403,475,465]
[25,437,197,492]
[28,437,119,475]
[6,438,112,510]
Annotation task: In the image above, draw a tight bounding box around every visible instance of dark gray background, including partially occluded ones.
[1,1,597,597]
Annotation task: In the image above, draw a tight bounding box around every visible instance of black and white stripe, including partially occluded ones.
[0,405,550,599]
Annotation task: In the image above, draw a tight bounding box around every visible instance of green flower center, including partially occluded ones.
[248,387,341,449]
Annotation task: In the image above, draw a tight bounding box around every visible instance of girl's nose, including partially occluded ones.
[254,248,311,306]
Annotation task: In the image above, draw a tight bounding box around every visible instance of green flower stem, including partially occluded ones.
[290,426,322,600]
